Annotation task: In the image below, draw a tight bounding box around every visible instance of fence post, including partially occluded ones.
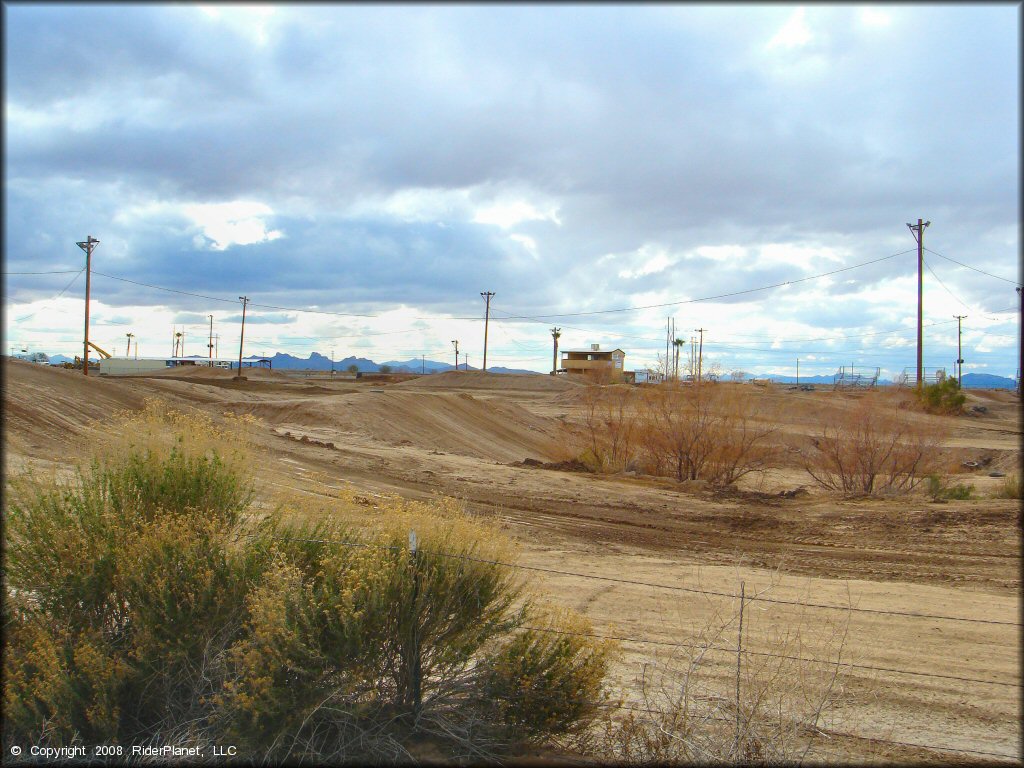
[735,580,745,759]
[409,529,422,719]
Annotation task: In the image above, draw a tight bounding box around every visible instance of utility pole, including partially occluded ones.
[667,317,675,380]
[237,296,249,377]
[331,348,335,377]
[796,358,799,386]
[907,219,930,387]
[954,315,966,387]
[76,235,99,376]
[695,328,706,384]
[1017,287,1022,399]
[551,327,561,375]
[421,354,425,375]
[481,291,495,373]
[208,315,214,360]
[451,339,459,372]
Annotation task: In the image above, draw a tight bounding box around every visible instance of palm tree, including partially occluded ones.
[672,338,684,380]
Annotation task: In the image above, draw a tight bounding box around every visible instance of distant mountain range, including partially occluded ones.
[760,372,1018,389]
[958,372,1018,389]
[236,352,538,375]
[26,353,1018,388]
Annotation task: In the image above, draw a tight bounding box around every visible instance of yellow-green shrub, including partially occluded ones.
[3,403,610,761]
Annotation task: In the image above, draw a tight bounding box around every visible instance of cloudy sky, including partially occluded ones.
[4,4,1020,377]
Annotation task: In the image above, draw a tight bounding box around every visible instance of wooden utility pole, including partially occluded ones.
[208,315,214,360]
[237,296,249,377]
[451,340,459,371]
[76,235,99,375]
[954,315,966,387]
[666,318,671,380]
[695,328,706,384]
[481,291,495,372]
[907,219,930,387]
[1017,287,1023,398]
[796,358,800,386]
[550,327,561,375]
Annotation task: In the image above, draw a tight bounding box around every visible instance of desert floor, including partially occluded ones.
[3,359,1020,764]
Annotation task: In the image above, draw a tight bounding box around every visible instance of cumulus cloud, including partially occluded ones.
[3,4,1018,375]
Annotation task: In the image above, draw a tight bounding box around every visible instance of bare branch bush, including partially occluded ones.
[574,384,645,473]
[563,383,780,486]
[801,394,949,495]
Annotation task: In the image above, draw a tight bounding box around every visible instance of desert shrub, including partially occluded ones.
[481,609,613,741]
[802,396,947,496]
[577,384,644,473]
[567,383,778,486]
[3,403,610,762]
[925,474,975,500]
[638,384,779,485]
[917,376,966,415]
[993,474,1022,499]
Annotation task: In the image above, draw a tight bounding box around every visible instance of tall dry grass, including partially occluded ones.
[583,582,854,764]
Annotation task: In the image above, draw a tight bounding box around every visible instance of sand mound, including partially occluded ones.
[235,389,561,462]
[396,370,582,392]
[3,360,148,454]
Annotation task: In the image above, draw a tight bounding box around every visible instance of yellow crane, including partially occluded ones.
[71,341,112,369]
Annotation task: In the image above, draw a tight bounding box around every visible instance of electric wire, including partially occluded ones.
[492,250,915,321]
[12,268,86,323]
[3,270,81,275]
[924,247,1020,286]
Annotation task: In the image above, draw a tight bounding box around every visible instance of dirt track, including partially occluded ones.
[3,360,1021,763]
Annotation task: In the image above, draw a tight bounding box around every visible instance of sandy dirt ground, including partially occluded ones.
[3,360,1020,763]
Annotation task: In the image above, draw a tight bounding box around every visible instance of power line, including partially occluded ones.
[3,270,81,275]
[494,250,916,322]
[13,268,86,323]
[924,247,1019,286]
[91,271,482,321]
[923,258,975,314]
[89,250,912,326]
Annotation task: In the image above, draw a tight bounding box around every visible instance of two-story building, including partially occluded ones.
[560,344,626,380]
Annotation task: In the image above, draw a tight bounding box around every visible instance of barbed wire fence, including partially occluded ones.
[249,529,1021,763]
